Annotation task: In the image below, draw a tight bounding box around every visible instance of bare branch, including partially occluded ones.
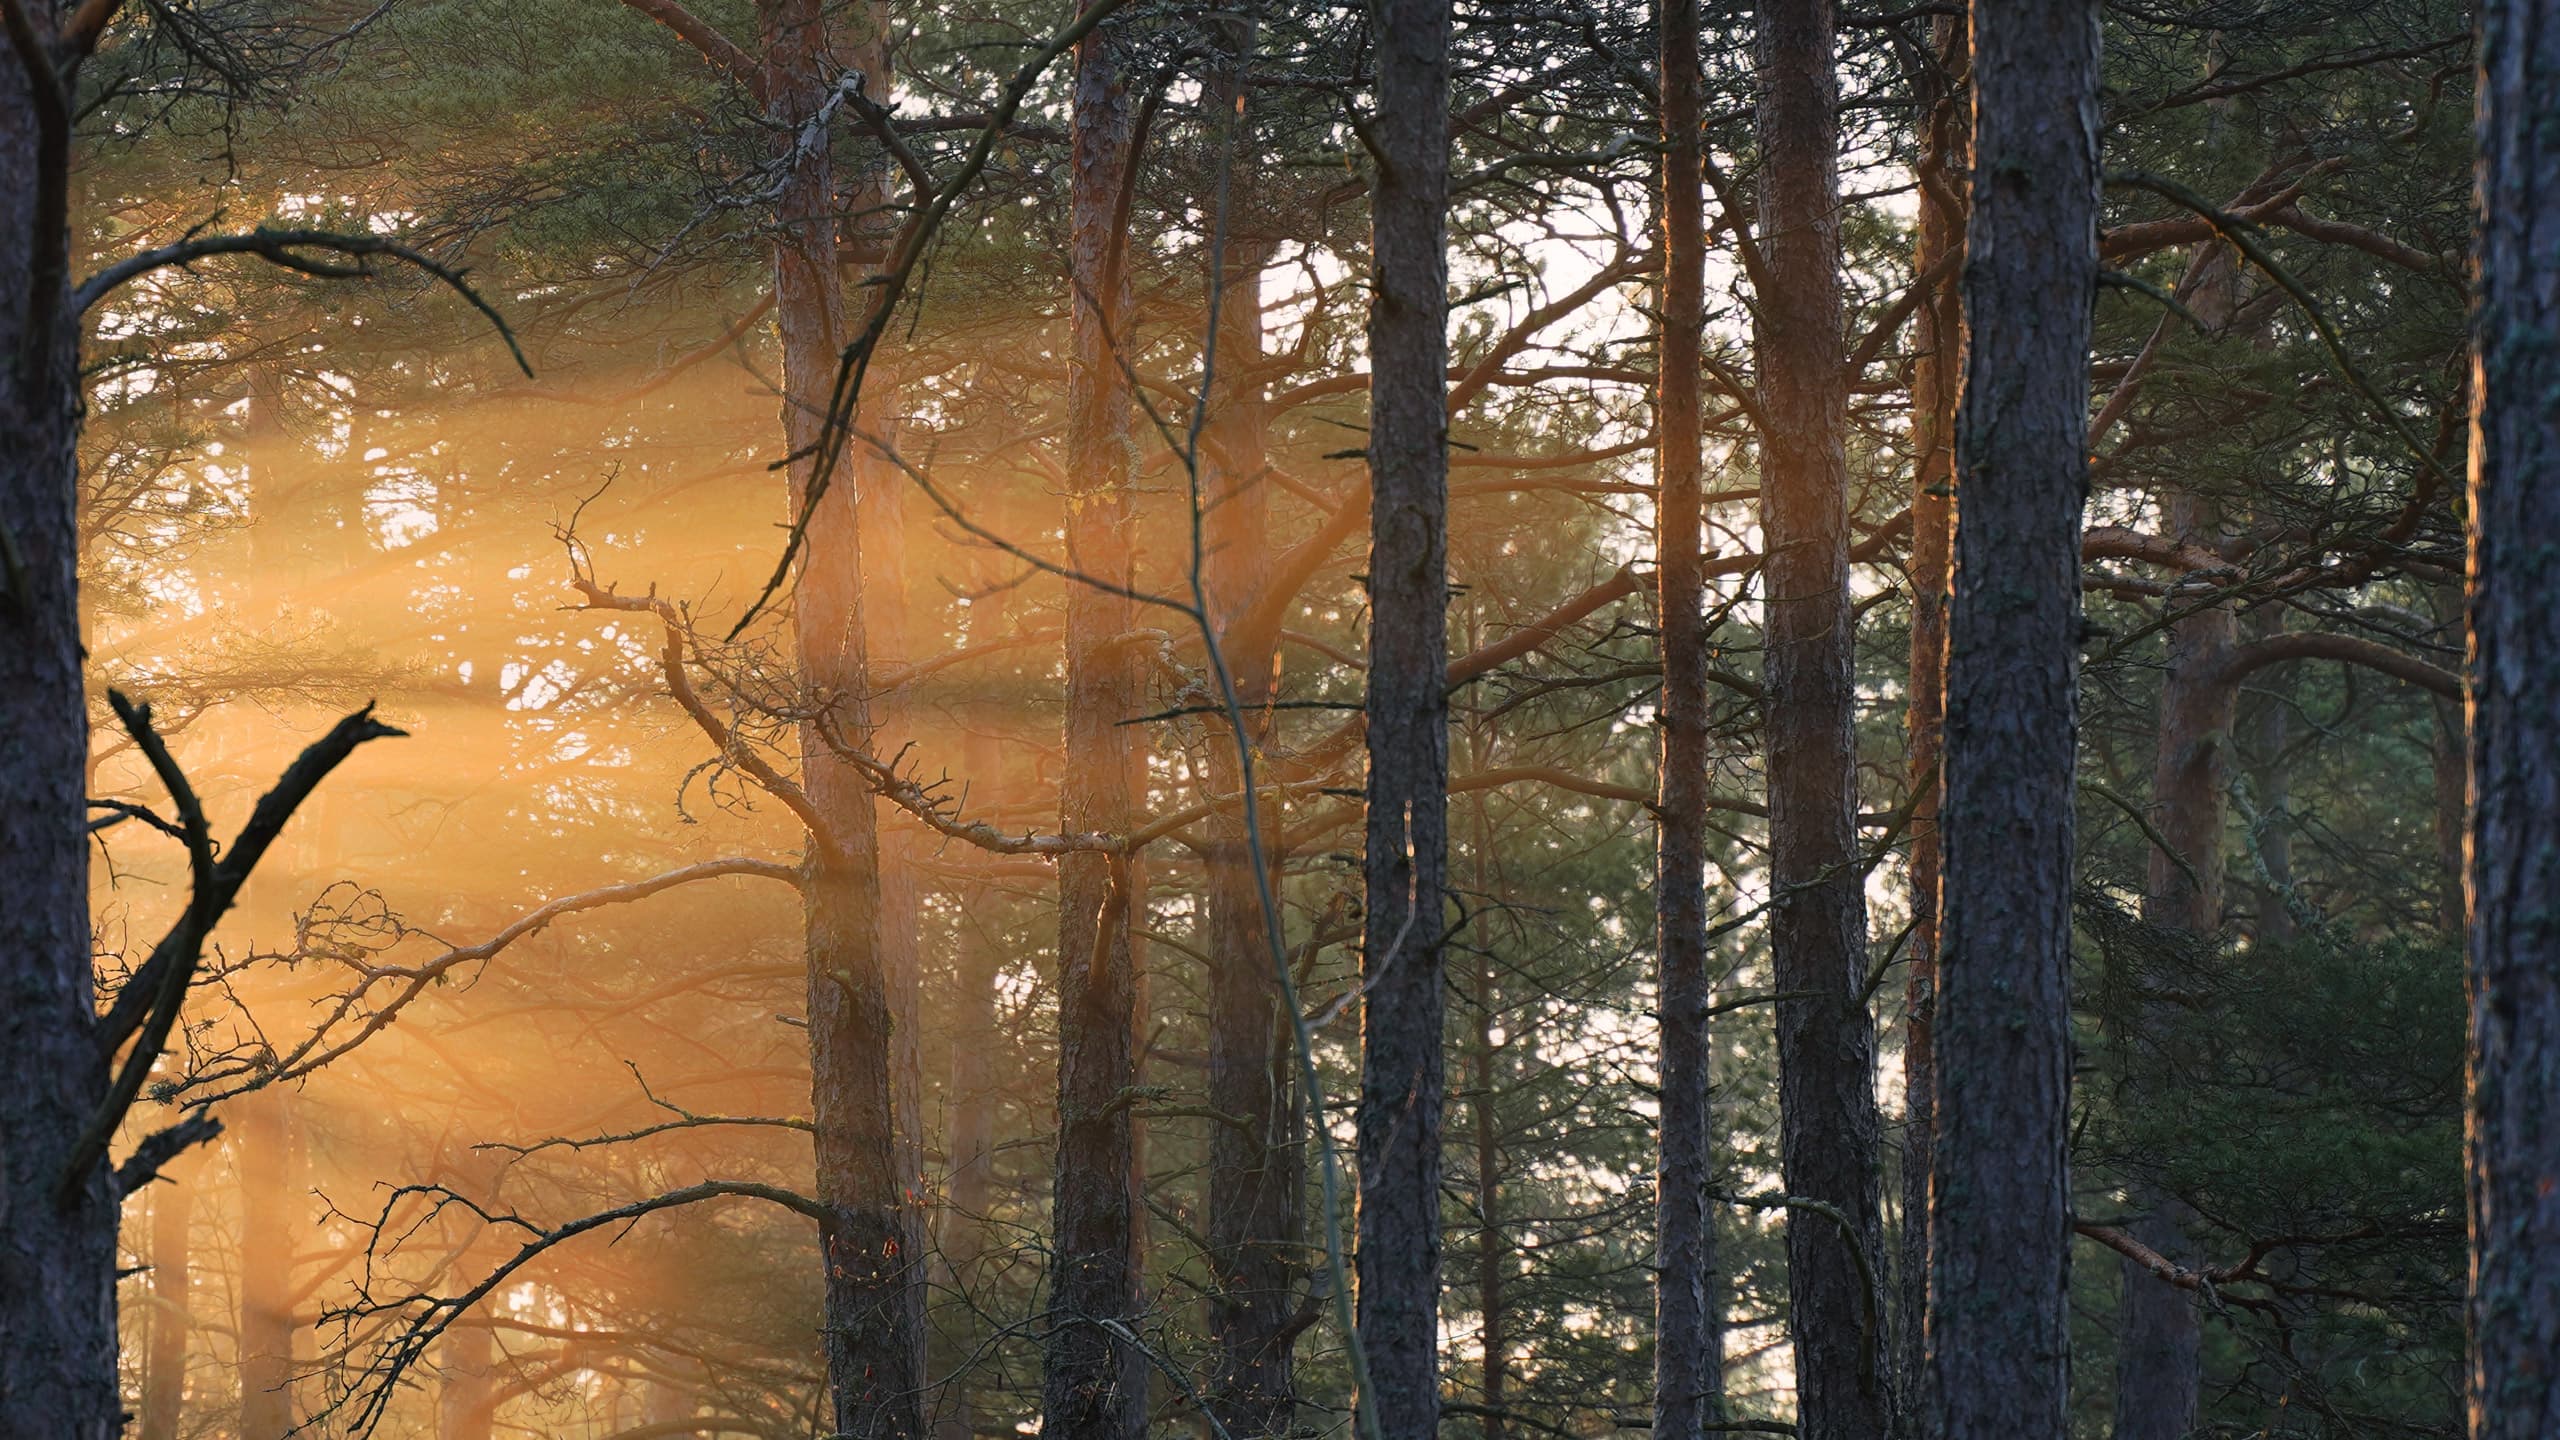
[74,227,533,376]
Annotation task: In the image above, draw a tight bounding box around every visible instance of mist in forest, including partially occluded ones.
[8,0,2554,1438]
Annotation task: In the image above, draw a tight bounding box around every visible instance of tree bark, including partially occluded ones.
[1358,0,1454,1431]
[838,0,932,1374]
[1923,0,2097,1435]
[1654,0,1724,1429]
[2466,4,2560,1433]
[1894,18,1964,1422]
[1044,14,1147,1440]
[0,30,120,1440]
[759,2,921,1434]
[1201,207,1302,1440]
[1753,3,1892,1433]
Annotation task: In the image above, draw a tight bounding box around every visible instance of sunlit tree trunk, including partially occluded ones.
[436,1325,496,1440]
[1357,0,1453,1431]
[1894,17,1964,1417]
[833,4,931,1355]
[758,1,920,1433]
[2467,4,2560,1433]
[1924,0,2097,1434]
[1653,0,1723,1428]
[1753,2,1892,1433]
[1044,14,1147,1440]
[139,1161,196,1440]
[0,32,119,1440]
[238,1087,298,1440]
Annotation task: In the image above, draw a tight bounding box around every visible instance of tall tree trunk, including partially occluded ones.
[942,693,1008,1440]
[1044,15,1147,1440]
[238,1087,298,1440]
[1357,0,1454,1430]
[1753,3,1891,1433]
[140,1163,196,1440]
[1923,0,2097,1435]
[1202,208,1302,1440]
[2466,4,2560,1433]
[437,1152,503,1440]
[0,32,120,1440]
[837,3,932,1360]
[2114,489,2233,1440]
[1465,801,1508,1440]
[1895,16,1964,1418]
[760,1,920,1434]
[437,1325,497,1440]
[1654,0,1724,1428]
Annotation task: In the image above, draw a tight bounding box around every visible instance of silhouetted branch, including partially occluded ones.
[67,694,404,1205]
[74,226,533,376]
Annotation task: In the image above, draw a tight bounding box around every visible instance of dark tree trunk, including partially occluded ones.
[1202,204,1302,1440]
[0,35,120,1440]
[140,1163,196,1440]
[1923,0,2097,1435]
[1753,3,1892,1433]
[1464,805,1508,1440]
[1044,16,1147,1440]
[2114,490,2233,1440]
[1357,0,1453,1430]
[760,2,920,1434]
[239,1087,298,1439]
[1654,0,1724,1428]
[2467,4,2560,1433]
[1896,14,1965,1418]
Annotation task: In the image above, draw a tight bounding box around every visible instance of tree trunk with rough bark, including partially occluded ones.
[1654,0,1723,1428]
[1895,17,1964,1420]
[759,2,920,1434]
[2467,5,2560,1433]
[1358,0,1453,1431]
[1044,16,1147,1440]
[1753,3,1892,1433]
[1924,1,2097,1435]
[1202,205,1302,1440]
[0,33,120,1440]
